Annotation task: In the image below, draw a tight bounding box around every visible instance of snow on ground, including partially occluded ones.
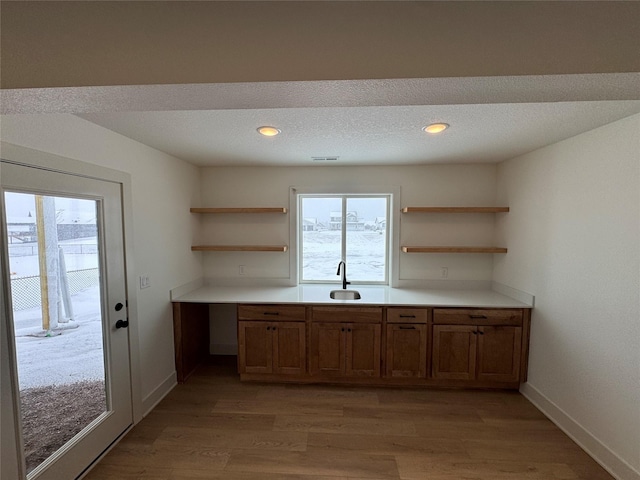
[302,230,387,282]
[12,286,105,389]
[9,237,105,390]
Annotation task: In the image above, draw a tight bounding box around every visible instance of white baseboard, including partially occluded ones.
[520,383,640,480]
[141,371,177,417]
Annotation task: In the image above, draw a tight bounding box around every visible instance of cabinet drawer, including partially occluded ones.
[238,304,306,322]
[433,308,523,326]
[311,306,382,323]
[387,307,429,324]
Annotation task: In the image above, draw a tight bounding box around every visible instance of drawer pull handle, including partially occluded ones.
[399,326,416,330]
[263,312,280,316]
[478,331,484,335]
[469,315,488,319]
[399,315,416,318]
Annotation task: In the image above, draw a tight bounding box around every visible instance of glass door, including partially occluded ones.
[1,161,132,480]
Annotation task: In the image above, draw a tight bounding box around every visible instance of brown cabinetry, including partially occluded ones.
[174,299,530,389]
[385,308,429,378]
[237,305,306,376]
[432,309,524,385]
[310,307,382,378]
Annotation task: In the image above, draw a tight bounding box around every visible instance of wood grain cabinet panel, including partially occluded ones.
[311,322,381,378]
[238,321,273,374]
[385,324,428,378]
[238,304,306,322]
[476,326,522,383]
[311,306,382,323]
[432,311,524,384]
[239,321,306,376]
[432,325,477,380]
[310,323,346,376]
[182,301,530,388]
[346,323,381,377]
[433,308,522,326]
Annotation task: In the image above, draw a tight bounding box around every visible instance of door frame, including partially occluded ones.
[0,142,143,478]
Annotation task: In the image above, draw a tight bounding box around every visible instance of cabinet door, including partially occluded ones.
[310,323,346,376]
[345,323,381,377]
[432,325,476,380]
[238,321,273,374]
[272,322,306,376]
[476,326,522,383]
[385,324,427,378]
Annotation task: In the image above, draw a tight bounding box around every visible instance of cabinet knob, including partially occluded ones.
[266,326,271,331]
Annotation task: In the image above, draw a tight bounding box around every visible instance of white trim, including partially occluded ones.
[141,371,177,417]
[520,382,640,480]
[0,142,143,420]
[290,185,401,287]
[0,176,25,478]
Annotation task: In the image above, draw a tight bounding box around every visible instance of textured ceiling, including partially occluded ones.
[78,101,640,166]
[3,74,639,167]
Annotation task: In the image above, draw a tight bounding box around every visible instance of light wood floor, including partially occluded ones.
[84,357,612,480]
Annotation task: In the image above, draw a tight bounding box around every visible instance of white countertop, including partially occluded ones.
[172,284,532,308]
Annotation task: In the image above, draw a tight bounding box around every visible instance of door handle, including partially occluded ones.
[115,319,129,329]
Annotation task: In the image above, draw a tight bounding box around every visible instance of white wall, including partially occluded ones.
[199,164,500,284]
[0,114,203,412]
[200,164,500,354]
[494,114,640,479]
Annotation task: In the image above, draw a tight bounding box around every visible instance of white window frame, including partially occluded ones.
[289,185,401,287]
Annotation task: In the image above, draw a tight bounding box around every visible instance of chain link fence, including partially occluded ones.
[8,244,99,257]
[10,268,100,311]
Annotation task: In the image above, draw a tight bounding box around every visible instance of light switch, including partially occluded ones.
[139,275,151,289]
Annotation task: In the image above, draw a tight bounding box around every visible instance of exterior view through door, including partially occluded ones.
[1,161,133,480]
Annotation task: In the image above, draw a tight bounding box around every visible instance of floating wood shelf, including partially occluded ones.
[192,245,288,252]
[401,207,509,213]
[190,207,287,214]
[402,246,508,254]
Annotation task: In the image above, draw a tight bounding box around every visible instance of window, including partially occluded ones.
[298,194,390,284]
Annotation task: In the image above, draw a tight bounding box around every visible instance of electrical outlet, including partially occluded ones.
[239,265,245,276]
[440,267,449,279]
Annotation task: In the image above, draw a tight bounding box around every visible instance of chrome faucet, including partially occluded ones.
[336,261,350,290]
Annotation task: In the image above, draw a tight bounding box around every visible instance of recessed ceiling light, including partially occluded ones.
[423,123,449,134]
[257,126,281,137]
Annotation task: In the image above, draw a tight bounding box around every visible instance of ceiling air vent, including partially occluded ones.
[311,156,339,162]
